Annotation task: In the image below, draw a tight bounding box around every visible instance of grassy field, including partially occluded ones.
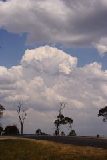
[0,138,107,160]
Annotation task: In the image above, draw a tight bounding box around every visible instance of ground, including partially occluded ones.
[0,137,107,160]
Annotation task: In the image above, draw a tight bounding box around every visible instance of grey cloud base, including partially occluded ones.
[0,0,107,54]
[0,46,107,135]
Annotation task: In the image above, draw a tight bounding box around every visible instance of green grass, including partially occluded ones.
[0,138,107,160]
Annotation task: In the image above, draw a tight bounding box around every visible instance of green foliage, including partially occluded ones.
[0,104,5,118]
[54,102,73,135]
[98,106,107,122]
[54,115,73,128]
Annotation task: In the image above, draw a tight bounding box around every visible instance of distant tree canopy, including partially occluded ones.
[35,129,42,135]
[68,130,77,136]
[54,102,73,135]
[98,106,107,122]
[0,104,5,118]
[35,129,48,136]
[4,125,19,135]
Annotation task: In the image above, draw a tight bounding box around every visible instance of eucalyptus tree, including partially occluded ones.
[98,106,107,122]
[54,102,73,135]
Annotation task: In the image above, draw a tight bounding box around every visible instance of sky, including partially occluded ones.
[0,0,107,136]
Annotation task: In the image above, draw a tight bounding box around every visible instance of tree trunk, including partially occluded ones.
[21,122,23,135]
[56,124,59,135]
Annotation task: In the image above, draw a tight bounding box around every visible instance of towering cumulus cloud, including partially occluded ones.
[0,46,77,108]
[0,46,107,134]
[0,0,107,54]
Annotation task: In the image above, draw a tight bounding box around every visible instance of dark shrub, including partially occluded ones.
[4,125,19,135]
[35,129,42,135]
[68,130,77,136]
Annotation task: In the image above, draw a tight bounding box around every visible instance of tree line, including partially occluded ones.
[0,102,27,135]
[0,102,107,136]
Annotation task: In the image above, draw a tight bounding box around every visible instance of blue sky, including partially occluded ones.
[0,0,107,135]
[0,29,107,70]
[0,29,27,67]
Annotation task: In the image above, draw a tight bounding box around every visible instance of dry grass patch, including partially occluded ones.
[0,138,107,160]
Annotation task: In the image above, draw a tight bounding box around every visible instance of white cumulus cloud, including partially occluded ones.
[0,46,107,135]
[94,38,107,55]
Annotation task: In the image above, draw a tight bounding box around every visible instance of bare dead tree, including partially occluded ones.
[59,102,66,115]
[17,102,27,135]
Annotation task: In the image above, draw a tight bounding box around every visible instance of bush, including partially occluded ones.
[4,125,19,135]
[35,129,42,135]
[68,130,76,136]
